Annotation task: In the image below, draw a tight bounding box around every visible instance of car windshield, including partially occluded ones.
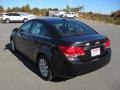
[50,19,97,37]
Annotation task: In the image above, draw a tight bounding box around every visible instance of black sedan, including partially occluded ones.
[10,17,111,81]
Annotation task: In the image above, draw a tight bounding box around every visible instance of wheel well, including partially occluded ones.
[5,18,10,20]
[36,53,45,64]
[36,52,54,75]
[23,18,28,20]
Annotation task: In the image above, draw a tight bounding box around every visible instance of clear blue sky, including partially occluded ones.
[0,0,120,14]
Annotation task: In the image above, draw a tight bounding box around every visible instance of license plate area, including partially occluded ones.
[91,48,100,57]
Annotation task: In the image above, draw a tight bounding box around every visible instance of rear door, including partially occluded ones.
[25,20,51,60]
[7,13,17,21]
[14,21,33,54]
[13,13,23,21]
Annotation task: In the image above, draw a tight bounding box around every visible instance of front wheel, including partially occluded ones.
[38,55,53,81]
[5,19,10,24]
[64,15,67,18]
[23,18,28,23]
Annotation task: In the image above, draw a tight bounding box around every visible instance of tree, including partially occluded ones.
[63,5,70,12]
[41,8,48,16]
[47,8,52,11]
[111,10,120,18]
[88,11,93,15]
[0,5,4,12]
[12,7,21,12]
[6,7,12,12]
[22,4,30,12]
[72,6,84,12]
[64,5,84,12]
[52,8,59,11]
[31,7,40,15]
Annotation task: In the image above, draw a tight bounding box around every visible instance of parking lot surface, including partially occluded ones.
[0,20,120,90]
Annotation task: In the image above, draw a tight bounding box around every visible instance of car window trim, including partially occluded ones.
[21,31,51,39]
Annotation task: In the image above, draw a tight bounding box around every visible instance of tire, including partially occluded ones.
[38,55,53,81]
[5,19,10,24]
[23,18,28,23]
[65,16,67,18]
[10,39,17,52]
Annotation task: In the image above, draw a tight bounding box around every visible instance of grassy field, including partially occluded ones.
[79,11,120,25]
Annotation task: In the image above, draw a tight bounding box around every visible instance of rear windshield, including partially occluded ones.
[50,19,97,37]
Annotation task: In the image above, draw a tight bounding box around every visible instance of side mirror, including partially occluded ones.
[13,28,18,32]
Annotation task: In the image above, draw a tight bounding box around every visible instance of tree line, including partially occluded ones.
[0,4,83,16]
[80,10,120,25]
[0,4,119,24]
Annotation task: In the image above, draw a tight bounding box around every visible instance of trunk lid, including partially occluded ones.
[60,34,108,61]
[61,34,107,45]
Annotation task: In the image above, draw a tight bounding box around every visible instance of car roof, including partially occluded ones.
[35,16,76,22]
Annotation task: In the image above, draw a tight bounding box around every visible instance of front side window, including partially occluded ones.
[19,21,33,33]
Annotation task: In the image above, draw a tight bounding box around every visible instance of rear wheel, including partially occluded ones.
[10,40,16,52]
[5,19,10,24]
[38,55,53,81]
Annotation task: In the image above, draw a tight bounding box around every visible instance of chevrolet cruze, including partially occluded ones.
[10,17,111,81]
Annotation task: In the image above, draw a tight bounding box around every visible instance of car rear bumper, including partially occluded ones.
[54,48,111,78]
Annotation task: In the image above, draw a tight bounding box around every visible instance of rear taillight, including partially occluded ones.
[104,39,111,48]
[59,45,85,61]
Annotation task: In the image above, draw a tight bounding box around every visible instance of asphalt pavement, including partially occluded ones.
[0,19,120,90]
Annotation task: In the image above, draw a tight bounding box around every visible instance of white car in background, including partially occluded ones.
[53,11,66,17]
[0,12,36,23]
[63,12,78,18]
[17,12,36,19]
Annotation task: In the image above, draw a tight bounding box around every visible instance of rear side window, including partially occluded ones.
[19,21,33,33]
[67,21,96,35]
[13,13,20,16]
[30,21,48,37]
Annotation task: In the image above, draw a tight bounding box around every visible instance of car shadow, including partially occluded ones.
[4,43,40,76]
[4,43,111,82]
[4,43,71,82]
